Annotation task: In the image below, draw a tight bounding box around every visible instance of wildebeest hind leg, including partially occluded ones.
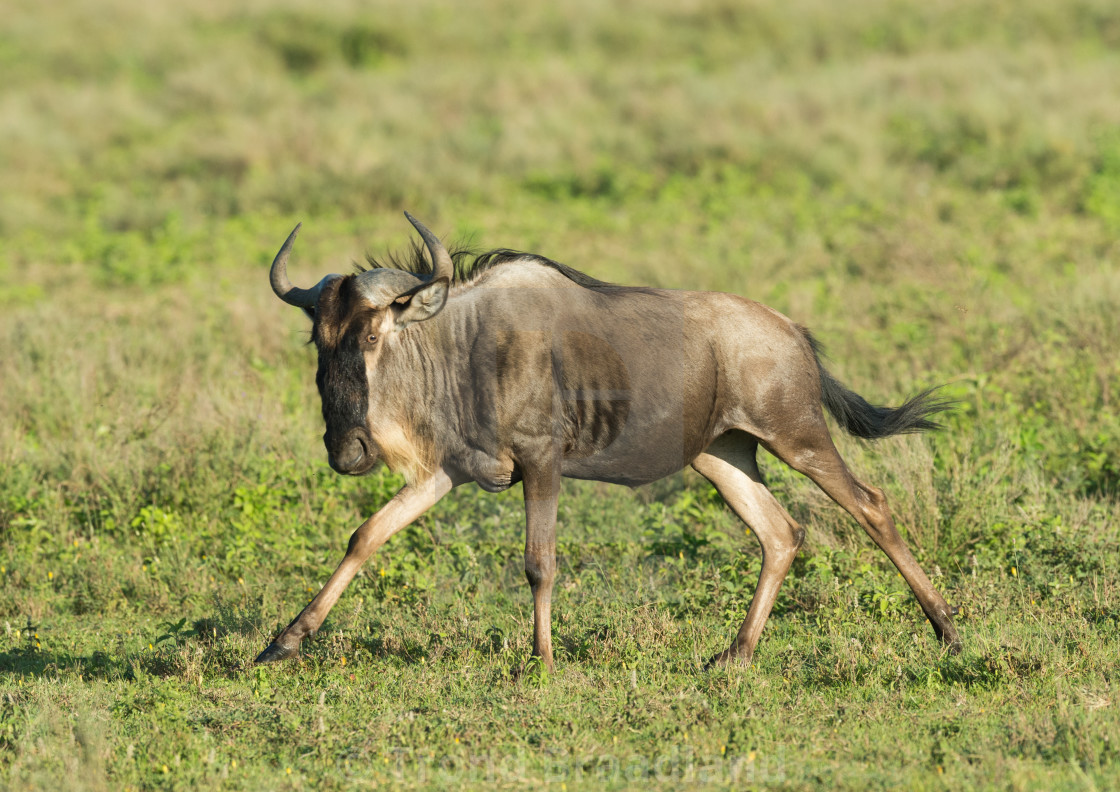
[255,471,455,664]
[691,431,805,668]
[765,427,961,653]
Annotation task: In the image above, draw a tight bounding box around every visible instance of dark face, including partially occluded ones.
[302,266,448,476]
[311,276,384,475]
[269,217,452,478]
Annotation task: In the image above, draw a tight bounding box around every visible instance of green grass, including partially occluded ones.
[2,0,1119,789]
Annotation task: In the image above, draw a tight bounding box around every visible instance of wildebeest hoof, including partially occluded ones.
[936,622,963,655]
[255,641,299,664]
[704,649,750,670]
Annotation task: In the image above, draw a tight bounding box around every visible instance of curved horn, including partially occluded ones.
[404,211,454,282]
[269,223,331,309]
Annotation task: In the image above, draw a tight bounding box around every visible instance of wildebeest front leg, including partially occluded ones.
[255,470,455,664]
[522,464,560,672]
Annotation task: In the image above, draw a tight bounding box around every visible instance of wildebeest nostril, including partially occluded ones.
[352,432,370,461]
[328,427,373,474]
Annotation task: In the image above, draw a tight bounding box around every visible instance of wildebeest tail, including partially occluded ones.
[802,329,953,439]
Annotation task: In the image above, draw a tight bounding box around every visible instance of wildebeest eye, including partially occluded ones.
[366,334,378,344]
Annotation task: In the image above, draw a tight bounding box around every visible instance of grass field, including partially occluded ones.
[2,0,1119,788]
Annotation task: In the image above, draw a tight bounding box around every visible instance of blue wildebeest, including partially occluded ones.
[255,213,960,668]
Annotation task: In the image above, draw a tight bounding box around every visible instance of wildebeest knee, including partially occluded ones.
[346,529,374,558]
[524,552,556,590]
[855,483,889,516]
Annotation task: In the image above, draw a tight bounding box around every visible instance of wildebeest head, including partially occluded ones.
[269,213,452,475]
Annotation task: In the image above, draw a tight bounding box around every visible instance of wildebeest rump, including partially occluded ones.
[255,213,960,669]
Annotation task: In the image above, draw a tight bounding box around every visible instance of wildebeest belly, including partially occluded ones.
[559,406,712,486]
[555,330,714,487]
[477,290,721,487]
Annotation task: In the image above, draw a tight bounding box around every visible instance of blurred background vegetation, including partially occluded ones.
[1,0,1119,789]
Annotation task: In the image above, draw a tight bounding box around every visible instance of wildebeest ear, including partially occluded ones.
[391,277,449,328]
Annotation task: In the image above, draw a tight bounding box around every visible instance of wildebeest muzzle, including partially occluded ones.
[325,425,375,475]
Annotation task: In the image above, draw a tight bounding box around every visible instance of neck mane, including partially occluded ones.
[362,242,656,294]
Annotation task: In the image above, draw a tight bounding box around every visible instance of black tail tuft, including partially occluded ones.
[803,330,954,439]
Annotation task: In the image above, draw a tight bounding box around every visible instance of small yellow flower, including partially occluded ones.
[286,767,292,775]
[73,540,79,548]
[162,765,169,774]
[379,568,386,577]
[1011,566,1017,577]
[340,656,346,666]
[231,759,237,769]
[48,571,53,580]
